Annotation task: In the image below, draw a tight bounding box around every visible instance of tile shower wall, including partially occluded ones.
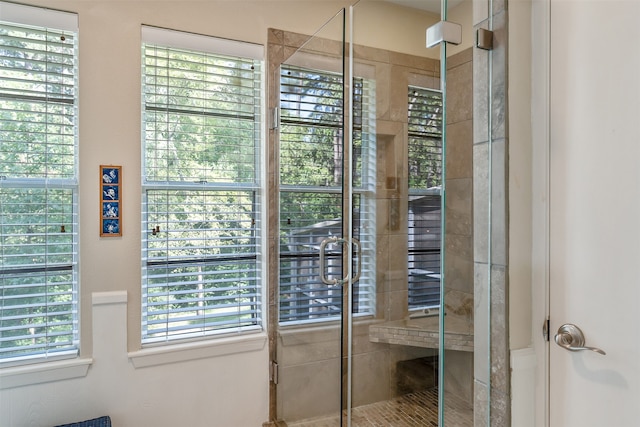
[444,47,475,406]
[473,1,510,425]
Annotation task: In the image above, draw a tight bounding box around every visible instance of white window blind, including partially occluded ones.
[141,27,263,344]
[407,86,443,309]
[0,3,79,364]
[278,65,376,324]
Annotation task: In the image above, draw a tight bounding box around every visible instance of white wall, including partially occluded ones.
[508,0,533,353]
[0,2,441,426]
[509,1,536,426]
[508,0,532,349]
[2,292,269,426]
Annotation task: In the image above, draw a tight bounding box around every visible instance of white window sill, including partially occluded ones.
[128,332,267,369]
[0,358,92,390]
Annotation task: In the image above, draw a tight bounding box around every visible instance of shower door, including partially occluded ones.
[273,9,352,425]
[271,1,469,425]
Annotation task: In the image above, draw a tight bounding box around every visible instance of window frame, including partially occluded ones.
[0,2,79,366]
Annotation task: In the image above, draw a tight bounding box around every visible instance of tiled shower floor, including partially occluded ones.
[284,389,473,427]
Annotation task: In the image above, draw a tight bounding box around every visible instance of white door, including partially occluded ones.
[549,1,640,426]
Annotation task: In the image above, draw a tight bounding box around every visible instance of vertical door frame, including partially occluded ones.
[531,0,551,425]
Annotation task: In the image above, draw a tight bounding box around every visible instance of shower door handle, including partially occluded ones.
[554,323,606,355]
[319,236,362,286]
[351,238,362,284]
[319,236,345,286]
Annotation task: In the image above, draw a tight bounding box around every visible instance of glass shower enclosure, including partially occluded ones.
[267,0,478,425]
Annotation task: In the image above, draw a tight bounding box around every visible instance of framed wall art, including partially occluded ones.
[100,165,122,237]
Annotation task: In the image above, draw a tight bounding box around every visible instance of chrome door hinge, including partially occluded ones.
[270,361,279,384]
[542,317,550,341]
[269,107,279,130]
[476,28,494,51]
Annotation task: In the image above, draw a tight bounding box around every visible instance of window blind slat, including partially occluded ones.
[141,25,263,60]
[0,2,77,32]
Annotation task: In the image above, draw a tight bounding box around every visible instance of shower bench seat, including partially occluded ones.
[368,315,473,352]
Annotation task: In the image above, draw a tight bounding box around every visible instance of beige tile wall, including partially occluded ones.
[444,47,475,405]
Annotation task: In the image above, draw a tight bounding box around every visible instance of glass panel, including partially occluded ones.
[442,0,476,425]
[348,2,447,426]
[348,0,476,425]
[270,0,484,425]
[274,9,347,425]
[465,0,495,422]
